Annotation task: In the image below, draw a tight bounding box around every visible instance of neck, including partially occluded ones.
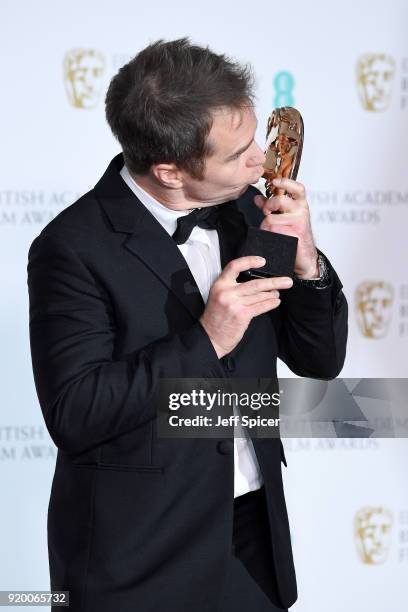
[129,171,200,212]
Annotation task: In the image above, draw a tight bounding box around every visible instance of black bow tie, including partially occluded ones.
[172,205,221,245]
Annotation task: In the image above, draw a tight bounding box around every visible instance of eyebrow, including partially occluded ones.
[225,137,254,161]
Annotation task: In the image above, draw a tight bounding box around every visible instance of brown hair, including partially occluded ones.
[105,38,254,179]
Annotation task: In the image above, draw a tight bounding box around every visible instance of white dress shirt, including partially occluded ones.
[120,164,264,498]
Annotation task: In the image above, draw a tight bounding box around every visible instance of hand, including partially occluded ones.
[200,255,293,358]
[254,177,319,279]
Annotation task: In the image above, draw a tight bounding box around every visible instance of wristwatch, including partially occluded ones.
[293,252,331,289]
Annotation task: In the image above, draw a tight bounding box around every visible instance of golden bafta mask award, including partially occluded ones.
[263,106,304,198]
[237,107,303,282]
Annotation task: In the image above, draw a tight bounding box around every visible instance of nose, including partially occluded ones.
[246,141,266,167]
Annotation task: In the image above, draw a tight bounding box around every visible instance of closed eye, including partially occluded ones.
[226,137,254,162]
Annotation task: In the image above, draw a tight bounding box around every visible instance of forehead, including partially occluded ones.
[208,106,257,156]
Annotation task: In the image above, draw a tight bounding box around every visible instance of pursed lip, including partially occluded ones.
[249,172,265,186]
[253,169,265,183]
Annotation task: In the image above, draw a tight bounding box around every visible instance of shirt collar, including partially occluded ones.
[120,163,192,237]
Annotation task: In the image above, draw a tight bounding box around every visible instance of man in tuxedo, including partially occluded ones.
[27,38,348,611]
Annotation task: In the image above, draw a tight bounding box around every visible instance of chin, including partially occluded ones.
[226,185,248,200]
[237,185,249,196]
[214,185,249,205]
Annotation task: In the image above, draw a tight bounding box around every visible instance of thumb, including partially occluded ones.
[254,194,266,210]
[255,193,276,216]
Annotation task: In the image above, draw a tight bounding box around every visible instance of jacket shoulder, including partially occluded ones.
[29,189,106,250]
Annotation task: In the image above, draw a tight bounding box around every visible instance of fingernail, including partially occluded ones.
[257,257,266,264]
[282,278,293,287]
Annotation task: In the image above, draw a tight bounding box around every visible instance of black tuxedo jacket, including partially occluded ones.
[27,154,348,611]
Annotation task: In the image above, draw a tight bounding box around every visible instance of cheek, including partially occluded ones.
[223,160,253,186]
[204,166,240,189]
[219,168,242,188]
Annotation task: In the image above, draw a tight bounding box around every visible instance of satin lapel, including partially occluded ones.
[123,214,205,320]
[216,200,248,268]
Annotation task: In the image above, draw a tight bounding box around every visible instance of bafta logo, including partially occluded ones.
[355,281,394,339]
[354,507,393,564]
[356,53,395,111]
[63,49,106,109]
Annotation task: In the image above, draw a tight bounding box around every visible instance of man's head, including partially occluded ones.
[105,38,265,208]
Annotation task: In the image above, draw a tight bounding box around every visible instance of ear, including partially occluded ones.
[151,163,183,189]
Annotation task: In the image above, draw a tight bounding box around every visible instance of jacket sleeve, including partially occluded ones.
[271,250,348,379]
[27,232,223,456]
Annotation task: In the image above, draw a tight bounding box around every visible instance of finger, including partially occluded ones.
[241,290,280,305]
[254,194,267,210]
[261,195,296,215]
[246,297,281,318]
[265,173,285,198]
[259,220,300,236]
[260,212,300,226]
[272,186,286,197]
[221,256,266,282]
[272,178,306,201]
[236,276,293,296]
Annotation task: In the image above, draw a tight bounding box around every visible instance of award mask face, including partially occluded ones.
[262,107,304,198]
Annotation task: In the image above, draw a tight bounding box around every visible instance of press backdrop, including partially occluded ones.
[1,0,407,610]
